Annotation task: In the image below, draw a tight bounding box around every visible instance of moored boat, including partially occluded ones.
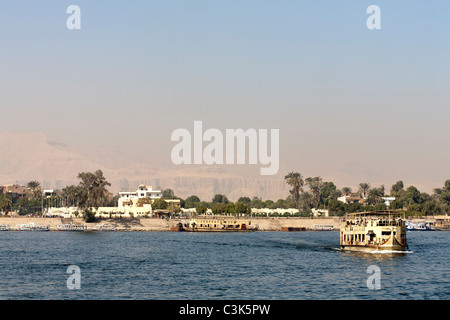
[56,224,87,231]
[14,223,50,231]
[406,221,435,231]
[340,210,408,252]
[172,218,258,232]
[0,225,10,231]
[281,227,306,232]
[91,224,116,232]
[311,224,335,231]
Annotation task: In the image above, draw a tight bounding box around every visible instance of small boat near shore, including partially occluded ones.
[56,224,87,231]
[15,223,50,231]
[406,221,435,231]
[311,224,335,231]
[281,227,306,232]
[91,224,116,232]
[340,210,408,252]
[171,218,258,232]
[0,225,10,231]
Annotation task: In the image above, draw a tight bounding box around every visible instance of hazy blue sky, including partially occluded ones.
[1,1,449,191]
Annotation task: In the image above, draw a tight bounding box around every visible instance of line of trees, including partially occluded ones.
[284,171,450,216]
[4,169,449,219]
[2,170,113,221]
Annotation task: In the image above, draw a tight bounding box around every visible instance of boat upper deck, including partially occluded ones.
[340,210,407,229]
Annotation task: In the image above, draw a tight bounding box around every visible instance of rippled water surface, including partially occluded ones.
[0,231,448,299]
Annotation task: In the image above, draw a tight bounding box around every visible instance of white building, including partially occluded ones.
[337,195,363,204]
[382,197,396,207]
[311,208,329,217]
[43,189,56,198]
[118,185,162,208]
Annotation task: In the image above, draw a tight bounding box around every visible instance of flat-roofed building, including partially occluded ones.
[118,184,162,208]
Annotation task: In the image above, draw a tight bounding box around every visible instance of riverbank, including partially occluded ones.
[0,216,442,232]
[0,216,342,231]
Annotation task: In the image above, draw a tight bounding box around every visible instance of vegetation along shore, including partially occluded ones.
[1,170,449,225]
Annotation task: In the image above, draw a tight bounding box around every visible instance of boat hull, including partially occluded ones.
[340,244,406,252]
[183,228,257,232]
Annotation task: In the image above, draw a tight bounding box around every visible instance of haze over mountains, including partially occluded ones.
[0,132,289,201]
[0,132,444,201]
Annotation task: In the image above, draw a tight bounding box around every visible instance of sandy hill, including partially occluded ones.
[0,132,289,201]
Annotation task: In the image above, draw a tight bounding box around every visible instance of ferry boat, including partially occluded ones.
[171,218,258,232]
[340,210,408,252]
[91,224,116,232]
[0,225,10,231]
[56,224,87,231]
[14,223,50,231]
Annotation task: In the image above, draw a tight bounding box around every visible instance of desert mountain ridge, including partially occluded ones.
[1,132,439,201]
[0,132,291,201]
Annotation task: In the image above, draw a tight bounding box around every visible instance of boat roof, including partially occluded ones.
[345,210,406,216]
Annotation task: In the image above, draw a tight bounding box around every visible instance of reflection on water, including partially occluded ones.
[0,231,448,299]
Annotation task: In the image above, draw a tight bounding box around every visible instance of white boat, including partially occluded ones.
[406,221,435,231]
[56,224,87,231]
[91,224,116,232]
[15,223,50,231]
[311,224,335,231]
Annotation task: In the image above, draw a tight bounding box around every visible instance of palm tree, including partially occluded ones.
[305,176,323,208]
[284,172,304,207]
[27,180,42,201]
[0,194,12,213]
[341,187,352,196]
[359,183,371,199]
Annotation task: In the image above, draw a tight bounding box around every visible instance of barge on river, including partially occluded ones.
[171,218,258,232]
[340,210,408,252]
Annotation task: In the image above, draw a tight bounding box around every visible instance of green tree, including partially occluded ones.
[284,172,304,207]
[152,198,168,210]
[212,194,229,204]
[76,170,111,209]
[366,187,385,205]
[136,197,153,207]
[320,181,341,205]
[211,202,226,214]
[237,196,251,204]
[162,189,175,199]
[0,194,12,213]
[305,176,323,208]
[195,203,207,214]
[26,180,42,201]
[358,183,371,199]
[299,191,313,211]
[250,197,265,209]
[341,187,352,196]
[82,208,96,222]
[234,202,251,216]
[390,180,404,196]
[225,203,236,215]
[61,185,84,207]
[185,195,201,208]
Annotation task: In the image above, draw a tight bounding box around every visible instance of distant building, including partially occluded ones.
[1,184,27,204]
[311,208,329,217]
[118,184,162,208]
[382,197,396,207]
[43,189,56,198]
[337,195,364,204]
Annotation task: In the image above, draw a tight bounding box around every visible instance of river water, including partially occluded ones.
[0,231,448,300]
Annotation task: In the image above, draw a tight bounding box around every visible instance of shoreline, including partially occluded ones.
[0,216,442,232]
[0,216,342,232]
